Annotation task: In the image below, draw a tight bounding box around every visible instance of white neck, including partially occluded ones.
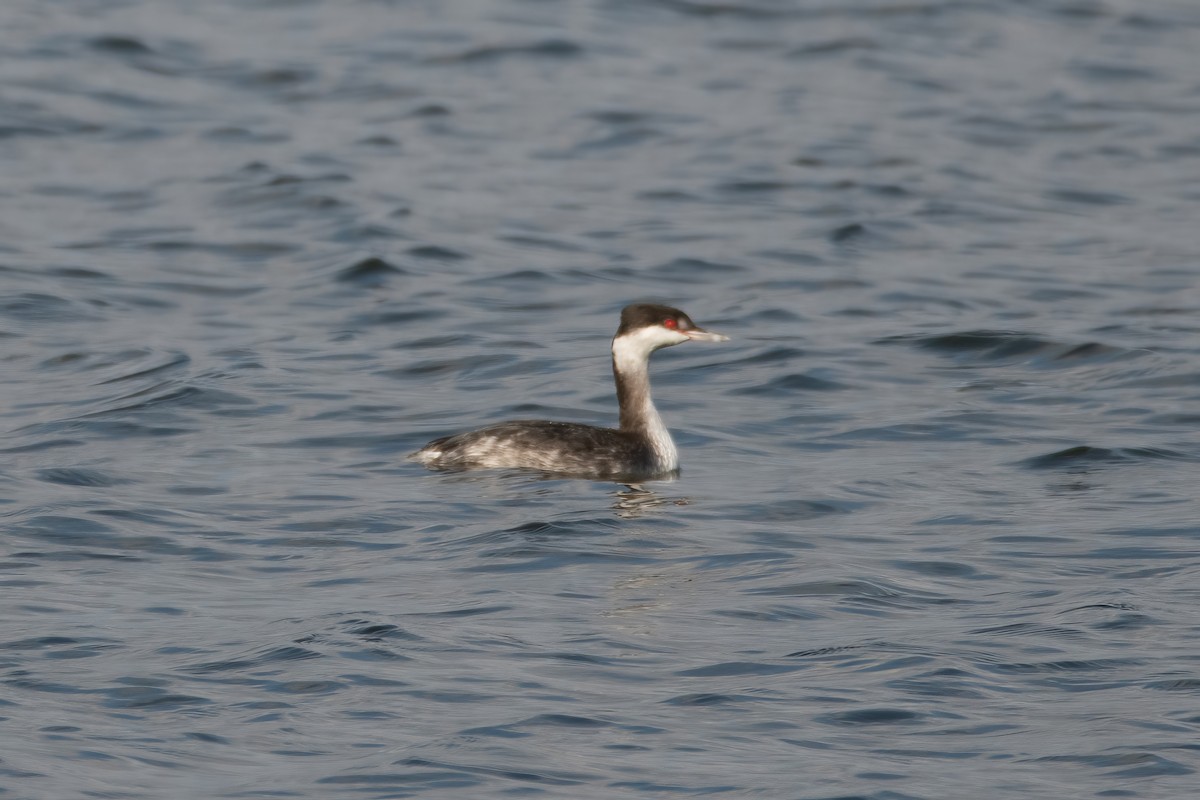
[611,330,679,471]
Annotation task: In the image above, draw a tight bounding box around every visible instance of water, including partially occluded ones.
[4,0,1200,797]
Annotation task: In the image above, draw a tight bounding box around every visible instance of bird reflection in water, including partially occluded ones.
[612,483,689,518]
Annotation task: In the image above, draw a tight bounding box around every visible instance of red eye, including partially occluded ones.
[663,318,677,329]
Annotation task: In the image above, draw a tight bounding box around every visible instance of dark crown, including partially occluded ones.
[616,304,693,336]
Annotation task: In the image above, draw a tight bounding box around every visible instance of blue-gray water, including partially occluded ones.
[4,1,1200,797]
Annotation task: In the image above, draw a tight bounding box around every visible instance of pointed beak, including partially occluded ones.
[683,326,729,343]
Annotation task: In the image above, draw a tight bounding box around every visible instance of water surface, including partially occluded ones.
[3,1,1200,798]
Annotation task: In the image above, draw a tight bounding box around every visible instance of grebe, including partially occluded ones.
[410,303,729,479]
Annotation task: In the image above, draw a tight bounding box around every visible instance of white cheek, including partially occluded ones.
[614,326,687,367]
[642,326,687,349]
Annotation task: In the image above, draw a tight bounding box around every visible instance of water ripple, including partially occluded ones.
[4,0,1200,798]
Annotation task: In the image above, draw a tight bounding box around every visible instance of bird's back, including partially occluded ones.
[410,420,665,478]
